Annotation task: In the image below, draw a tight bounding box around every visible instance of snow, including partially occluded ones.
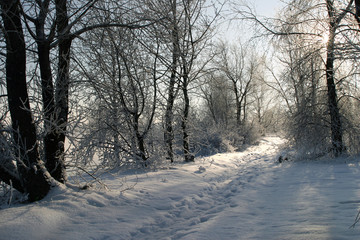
[2,136,360,239]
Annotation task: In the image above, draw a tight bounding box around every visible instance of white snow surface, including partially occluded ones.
[2,136,360,239]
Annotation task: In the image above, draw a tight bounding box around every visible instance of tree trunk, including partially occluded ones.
[232,81,241,127]
[325,1,345,156]
[36,22,61,184]
[243,94,247,124]
[134,115,148,163]
[164,0,179,163]
[136,133,147,163]
[45,0,72,183]
[182,75,194,162]
[355,0,360,26]
[326,40,344,156]
[1,0,51,201]
[164,75,176,162]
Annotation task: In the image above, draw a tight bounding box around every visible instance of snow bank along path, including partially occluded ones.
[1,136,360,239]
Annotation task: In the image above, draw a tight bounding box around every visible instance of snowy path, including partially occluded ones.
[2,136,360,239]
[127,138,284,240]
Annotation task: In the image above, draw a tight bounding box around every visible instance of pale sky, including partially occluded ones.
[218,0,285,43]
[252,0,284,17]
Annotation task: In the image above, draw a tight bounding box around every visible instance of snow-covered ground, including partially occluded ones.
[1,136,360,239]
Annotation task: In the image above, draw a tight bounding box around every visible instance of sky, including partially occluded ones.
[252,0,285,17]
[219,0,285,44]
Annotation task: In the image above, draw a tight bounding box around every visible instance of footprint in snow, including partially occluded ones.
[195,166,206,174]
[87,199,106,207]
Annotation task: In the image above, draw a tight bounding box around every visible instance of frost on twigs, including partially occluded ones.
[0,181,26,208]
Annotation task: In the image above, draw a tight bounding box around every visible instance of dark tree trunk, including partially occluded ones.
[164,73,176,163]
[355,0,360,26]
[1,0,51,201]
[232,81,241,127]
[44,0,72,183]
[134,116,148,163]
[325,1,345,156]
[243,94,247,124]
[37,43,54,124]
[182,75,194,162]
[35,19,61,184]
[136,133,147,163]
[164,0,179,163]
[326,42,344,156]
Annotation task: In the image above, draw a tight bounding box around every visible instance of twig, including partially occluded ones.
[77,166,109,190]
[350,210,360,228]
[8,180,13,206]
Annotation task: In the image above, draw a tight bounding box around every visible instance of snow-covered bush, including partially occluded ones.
[192,124,229,156]
[286,106,331,159]
[341,98,360,155]
[190,119,262,157]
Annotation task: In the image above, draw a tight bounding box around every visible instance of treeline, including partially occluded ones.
[1,0,360,201]
[239,0,360,158]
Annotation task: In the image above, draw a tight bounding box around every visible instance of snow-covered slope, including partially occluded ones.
[1,136,360,240]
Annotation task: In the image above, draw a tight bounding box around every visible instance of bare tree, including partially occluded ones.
[21,0,68,183]
[201,73,233,128]
[141,0,222,162]
[0,0,161,200]
[213,42,262,128]
[74,16,161,166]
[164,0,181,163]
[1,0,51,201]
[178,0,221,162]
[324,0,354,156]
[237,0,357,156]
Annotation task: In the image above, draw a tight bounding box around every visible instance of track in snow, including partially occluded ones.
[2,136,360,240]
[128,137,360,239]
[129,137,289,239]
